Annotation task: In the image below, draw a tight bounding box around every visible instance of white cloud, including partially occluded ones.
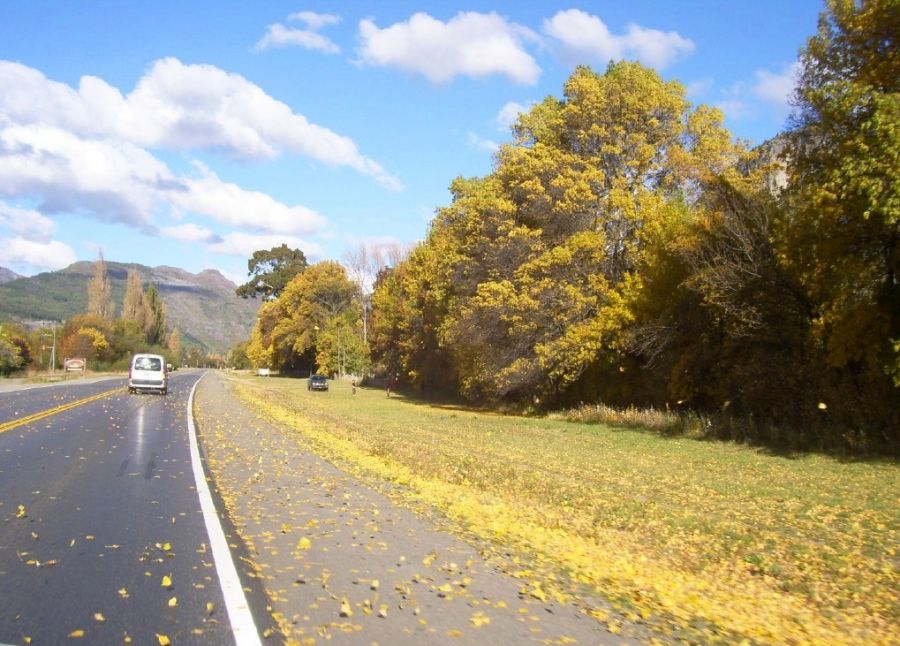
[289,11,341,31]
[686,78,714,97]
[0,123,327,235]
[255,11,341,53]
[255,24,341,53]
[543,9,694,70]
[207,231,323,260]
[170,162,327,235]
[0,202,57,241]
[715,98,756,122]
[0,58,400,190]
[160,223,218,243]
[753,62,800,117]
[357,12,541,85]
[0,236,77,271]
[466,131,499,153]
[496,100,530,131]
[0,123,169,229]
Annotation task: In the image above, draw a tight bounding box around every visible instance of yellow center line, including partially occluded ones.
[0,387,123,434]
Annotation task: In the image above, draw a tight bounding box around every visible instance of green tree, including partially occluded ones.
[785,0,899,375]
[236,244,308,300]
[315,309,370,377]
[226,340,250,369]
[780,0,899,440]
[143,284,167,345]
[0,325,26,376]
[369,234,459,395]
[108,318,145,361]
[247,261,361,374]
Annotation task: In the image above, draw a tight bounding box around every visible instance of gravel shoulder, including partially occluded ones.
[193,371,624,645]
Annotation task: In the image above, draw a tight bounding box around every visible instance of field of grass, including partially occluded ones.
[227,373,898,645]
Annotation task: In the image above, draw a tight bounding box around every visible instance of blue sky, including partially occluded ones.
[0,1,823,284]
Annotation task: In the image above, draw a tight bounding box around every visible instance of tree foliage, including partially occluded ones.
[769,0,899,442]
[86,251,113,320]
[783,0,899,385]
[142,284,167,346]
[373,62,741,405]
[246,261,363,374]
[236,244,308,300]
[121,269,145,324]
[0,332,25,376]
[366,55,898,452]
[167,328,183,365]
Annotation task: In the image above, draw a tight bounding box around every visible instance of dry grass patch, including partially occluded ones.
[227,374,899,645]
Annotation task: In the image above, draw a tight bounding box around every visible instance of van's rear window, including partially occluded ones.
[135,357,162,370]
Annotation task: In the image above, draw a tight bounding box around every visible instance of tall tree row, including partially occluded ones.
[57,261,172,366]
[86,250,113,320]
[373,61,744,404]
[367,0,898,452]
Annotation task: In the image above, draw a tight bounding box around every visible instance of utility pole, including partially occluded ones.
[41,329,57,373]
[49,327,56,373]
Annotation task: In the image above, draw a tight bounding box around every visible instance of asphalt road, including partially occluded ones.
[0,371,242,645]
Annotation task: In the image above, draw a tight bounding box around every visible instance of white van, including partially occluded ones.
[128,353,168,395]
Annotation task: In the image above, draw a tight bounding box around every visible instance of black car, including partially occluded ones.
[308,374,329,391]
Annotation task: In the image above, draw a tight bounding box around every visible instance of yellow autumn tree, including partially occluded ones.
[424,63,740,404]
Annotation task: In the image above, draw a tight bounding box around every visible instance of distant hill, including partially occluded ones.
[0,266,21,284]
[0,262,259,353]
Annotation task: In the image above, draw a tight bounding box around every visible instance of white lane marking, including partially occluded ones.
[187,374,262,646]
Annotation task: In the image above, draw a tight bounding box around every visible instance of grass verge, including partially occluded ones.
[227,374,898,645]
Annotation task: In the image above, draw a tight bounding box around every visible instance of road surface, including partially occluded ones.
[0,371,253,645]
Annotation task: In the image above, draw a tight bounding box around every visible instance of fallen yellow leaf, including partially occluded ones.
[470,611,491,627]
[68,629,85,638]
[161,575,172,588]
[296,537,311,551]
[339,598,353,617]
[94,613,105,622]
[156,634,171,646]
[168,597,178,607]
[16,505,26,518]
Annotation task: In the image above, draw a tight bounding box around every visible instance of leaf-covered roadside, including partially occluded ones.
[231,375,899,645]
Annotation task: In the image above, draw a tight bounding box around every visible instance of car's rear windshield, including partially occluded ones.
[135,357,162,371]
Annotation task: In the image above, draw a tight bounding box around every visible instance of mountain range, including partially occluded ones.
[0,266,22,284]
[0,262,259,353]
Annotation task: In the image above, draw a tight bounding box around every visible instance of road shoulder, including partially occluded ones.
[193,371,621,645]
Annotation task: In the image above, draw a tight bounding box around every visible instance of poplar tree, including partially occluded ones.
[167,328,183,364]
[143,284,167,346]
[86,251,113,320]
[121,269,146,324]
